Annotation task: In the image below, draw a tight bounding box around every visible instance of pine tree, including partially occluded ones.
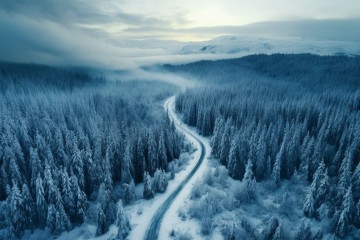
[103,148,113,191]
[47,204,56,232]
[158,132,167,170]
[255,131,267,180]
[143,171,154,199]
[352,162,360,201]
[9,182,25,238]
[96,203,106,236]
[261,217,281,240]
[153,169,168,193]
[122,180,135,205]
[72,144,85,190]
[35,174,47,228]
[272,150,282,187]
[219,120,232,166]
[115,200,131,240]
[60,168,71,212]
[338,152,352,202]
[54,201,70,235]
[9,158,23,187]
[134,136,146,183]
[147,131,158,175]
[293,218,312,240]
[30,147,42,188]
[354,200,360,228]
[243,159,256,202]
[22,184,34,230]
[121,145,133,184]
[43,164,54,202]
[76,188,87,224]
[317,168,330,208]
[227,132,241,180]
[303,188,316,218]
[335,185,355,238]
[211,116,224,158]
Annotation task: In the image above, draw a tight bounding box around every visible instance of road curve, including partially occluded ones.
[144,96,207,240]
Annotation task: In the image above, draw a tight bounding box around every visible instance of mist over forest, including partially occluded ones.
[1,1,360,240]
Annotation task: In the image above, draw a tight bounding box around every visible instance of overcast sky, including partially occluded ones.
[0,0,359,68]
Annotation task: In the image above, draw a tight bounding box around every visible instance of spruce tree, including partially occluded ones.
[143,171,154,199]
[96,203,106,236]
[115,200,131,240]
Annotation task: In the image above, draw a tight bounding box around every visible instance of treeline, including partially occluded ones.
[174,54,360,238]
[164,54,360,90]
[0,64,181,238]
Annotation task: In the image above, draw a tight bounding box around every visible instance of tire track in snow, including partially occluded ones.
[144,96,206,240]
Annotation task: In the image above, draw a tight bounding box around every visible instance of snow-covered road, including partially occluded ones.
[127,96,211,240]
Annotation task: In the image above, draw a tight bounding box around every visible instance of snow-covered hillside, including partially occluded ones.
[177,35,360,56]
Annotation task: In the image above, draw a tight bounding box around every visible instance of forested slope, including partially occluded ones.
[171,54,360,238]
[0,63,181,238]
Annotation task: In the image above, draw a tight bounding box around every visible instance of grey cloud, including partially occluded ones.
[0,0,172,28]
[0,10,167,69]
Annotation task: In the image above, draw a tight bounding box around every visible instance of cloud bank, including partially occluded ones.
[0,1,359,69]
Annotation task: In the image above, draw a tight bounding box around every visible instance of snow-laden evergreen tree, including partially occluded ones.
[30,148,41,188]
[227,132,242,180]
[9,182,25,238]
[352,161,360,201]
[335,185,355,238]
[317,168,330,209]
[72,144,85,190]
[242,159,256,202]
[153,169,168,193]
[303,160,329,218]
[255,131,267,180]
[354,200,360,228]
[114,200,131,240]
[121,145,133,184]
[122,180,135,205]
[158,132,167,170]
[211,116,225,159]
[338,152,352,203]
[147,130,158,175]
[76,187,87,224]
[303,188,316,218]
[219,120,232,166]
[22,184,34,230]
[54,201,70,235]
[143,171,154,199]
[47,204,56,232]
[60,168,71,213]
[9,158,23,188]
[293,218,312,240]
[272,148,282,187]
[261,217,281,240]
[96,203,106,236]
[133,135,146,183]
[43,163,54,202]
[102,152,112,192]
[35,174,47,228]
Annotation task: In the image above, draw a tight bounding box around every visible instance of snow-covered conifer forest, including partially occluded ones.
[1,54,360,240]
[0,63,182,239]
[165,54,360,239]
